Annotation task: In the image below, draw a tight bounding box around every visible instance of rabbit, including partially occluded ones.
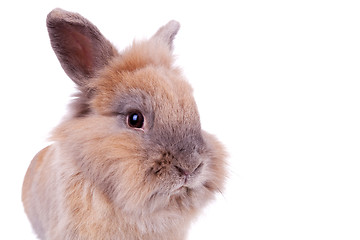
[22,8,227,240]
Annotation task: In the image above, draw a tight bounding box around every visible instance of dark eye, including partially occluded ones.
[127,111,144,129]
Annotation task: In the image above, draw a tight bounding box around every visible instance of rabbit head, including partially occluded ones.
[48,8,226,222]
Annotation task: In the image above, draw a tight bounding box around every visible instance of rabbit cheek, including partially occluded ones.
[199,132,227,196]
[150,158,171,180]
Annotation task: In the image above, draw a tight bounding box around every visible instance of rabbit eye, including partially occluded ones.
[127,111,144,129]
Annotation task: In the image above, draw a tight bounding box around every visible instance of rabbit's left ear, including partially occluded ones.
[151,20,180,51]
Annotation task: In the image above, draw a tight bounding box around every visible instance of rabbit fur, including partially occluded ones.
[22,8,227,240]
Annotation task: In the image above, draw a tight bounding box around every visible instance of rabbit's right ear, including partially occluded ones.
[152,20,180,51]
[47,8,118,87]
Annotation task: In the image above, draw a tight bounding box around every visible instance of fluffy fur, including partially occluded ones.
[22,8,227,240]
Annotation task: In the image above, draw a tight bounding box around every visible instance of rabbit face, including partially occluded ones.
[79,46,221,214]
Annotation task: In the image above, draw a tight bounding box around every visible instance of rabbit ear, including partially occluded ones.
[46,8,118,86]
[152,20,180,50]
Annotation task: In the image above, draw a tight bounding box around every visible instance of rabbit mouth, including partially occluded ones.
[171,186,190,196]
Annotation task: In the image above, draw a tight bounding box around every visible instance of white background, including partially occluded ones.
[1,0,359,239]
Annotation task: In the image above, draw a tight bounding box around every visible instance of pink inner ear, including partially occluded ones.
[64,26,94,76]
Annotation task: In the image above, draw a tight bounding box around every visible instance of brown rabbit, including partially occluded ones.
[22,8,227,240]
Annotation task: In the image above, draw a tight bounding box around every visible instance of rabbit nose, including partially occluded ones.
[175,165,191,177]
[174,162,203,178]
